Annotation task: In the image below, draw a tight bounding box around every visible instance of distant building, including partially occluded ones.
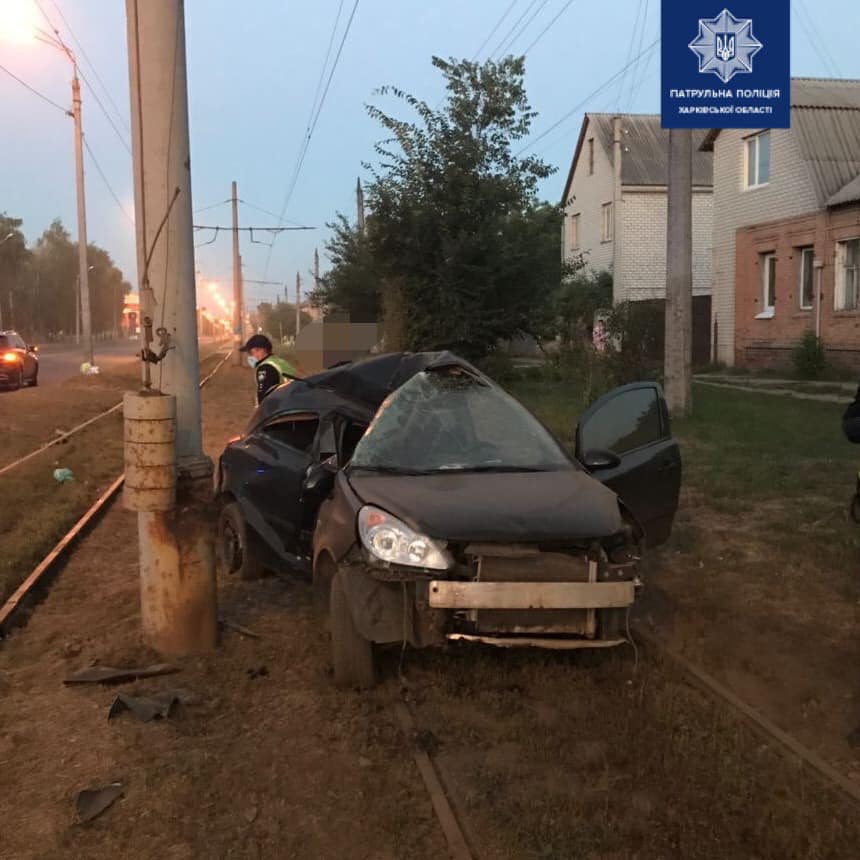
[560,113,714,361]
[702,78,860,370]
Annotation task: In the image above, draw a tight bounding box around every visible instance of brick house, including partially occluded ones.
[561,114,714,361]
[702,78,860,370]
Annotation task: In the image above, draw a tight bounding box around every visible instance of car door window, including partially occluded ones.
[579,386,664,456]
[262,413,319,453]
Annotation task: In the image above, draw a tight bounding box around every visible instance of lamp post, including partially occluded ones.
[27,25,94,364]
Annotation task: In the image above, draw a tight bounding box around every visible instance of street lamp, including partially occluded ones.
[5,18,95,365]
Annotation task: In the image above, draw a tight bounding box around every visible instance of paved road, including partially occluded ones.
[33,340,139,386]
[2,337,227,393]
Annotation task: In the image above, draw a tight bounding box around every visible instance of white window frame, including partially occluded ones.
[835,238,859,312]
[798,247,815,310]
[756,253,776,319]
[601,202,613,242]
[744,130,770,189]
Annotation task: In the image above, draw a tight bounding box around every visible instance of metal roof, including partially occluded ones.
[701,78,860,209]
[561,114,713,202]
[828,174,860,208]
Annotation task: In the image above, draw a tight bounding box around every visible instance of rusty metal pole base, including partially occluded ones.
[138,458,218,656]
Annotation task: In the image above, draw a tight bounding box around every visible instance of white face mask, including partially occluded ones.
[247,356,258,369]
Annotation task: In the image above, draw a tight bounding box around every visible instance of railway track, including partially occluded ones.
[0,349,232,638]
[0,344,231,479]
[3,350,858,855]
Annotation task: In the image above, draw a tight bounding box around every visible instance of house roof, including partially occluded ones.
[700,78,860,208]
[561,114,713,204]
[828,173,860,208]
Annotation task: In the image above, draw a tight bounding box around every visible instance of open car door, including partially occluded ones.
[575,382,681,547]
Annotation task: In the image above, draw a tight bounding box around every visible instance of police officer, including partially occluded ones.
[239,333,299,405]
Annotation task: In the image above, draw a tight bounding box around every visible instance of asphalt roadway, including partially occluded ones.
[1,337,226,393]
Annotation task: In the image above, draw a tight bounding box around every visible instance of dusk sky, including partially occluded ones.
[1,0,858,311]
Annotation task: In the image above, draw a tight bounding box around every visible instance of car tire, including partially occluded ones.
[11,367,23,391]
[313,554,336,628]
[29,371,38,387]
[330,567,375,690]
[217,501,264,580]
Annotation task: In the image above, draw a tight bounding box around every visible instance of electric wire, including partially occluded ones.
[47,0,131,132]
[521,0,577,56]
[616,0,646,108]
[82,135,135,226]
[472,0,520,60]
[515,37,659,156]
[0,62,67,113]
[496,0,552,57]
[263,0,361,279]
[490,0,542,58]
[624,0,650,112]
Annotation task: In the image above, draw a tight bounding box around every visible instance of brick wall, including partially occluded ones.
[617,189,713,302]
[711,128,820,365]
[563,117,615,275]
[735,205,860,372]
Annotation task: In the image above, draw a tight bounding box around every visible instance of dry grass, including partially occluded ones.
[0,352,226,605]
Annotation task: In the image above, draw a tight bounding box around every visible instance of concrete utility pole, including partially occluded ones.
[356,177,366,234]
[72,74,94,366]
[664,128,693,417]
[295,272,302,336]
[124,0,217,656]
[231,181,243,365]
[313,247,320,290]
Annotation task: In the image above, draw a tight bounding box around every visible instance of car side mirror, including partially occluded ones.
[582,448,621,471]
[303,460,337,497]
[28,345,38,353]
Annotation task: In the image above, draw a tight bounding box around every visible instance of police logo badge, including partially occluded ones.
[688,8,763,84]
[257,369,267,382]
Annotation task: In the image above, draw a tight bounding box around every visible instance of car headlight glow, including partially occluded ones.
[358,506,452,570]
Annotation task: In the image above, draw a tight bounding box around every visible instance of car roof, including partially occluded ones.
[248,351,482,429]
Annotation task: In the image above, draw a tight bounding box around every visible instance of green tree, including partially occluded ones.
[256,301,312,341]
[0,214,31,333]
[309,214,379,321]
[329,56,558,359]
[31,219,77,336]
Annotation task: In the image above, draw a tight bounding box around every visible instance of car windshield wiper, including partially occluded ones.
[433,464,557,473]
[349,465,437,476]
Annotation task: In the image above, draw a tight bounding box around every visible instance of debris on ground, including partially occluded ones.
[246,666,268,679]
[220,618,262,639]
[75,782,123,824]
[79,363,101,376]
[64,664,179,685]
[107,692,180,723]
[52,468,74,483]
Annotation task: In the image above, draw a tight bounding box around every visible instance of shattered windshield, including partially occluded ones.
[349,369,572,474]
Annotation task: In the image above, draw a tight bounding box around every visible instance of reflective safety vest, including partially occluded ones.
[259,354,298,384]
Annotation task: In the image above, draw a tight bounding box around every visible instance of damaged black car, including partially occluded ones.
[215,352,681,688]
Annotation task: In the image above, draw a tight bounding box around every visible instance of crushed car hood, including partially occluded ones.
[348,469,623,543]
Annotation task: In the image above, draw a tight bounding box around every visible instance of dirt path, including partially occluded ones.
[3,366,860,859]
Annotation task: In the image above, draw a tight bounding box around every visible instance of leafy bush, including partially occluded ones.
[792,332,826,379]
[603,300,664,385]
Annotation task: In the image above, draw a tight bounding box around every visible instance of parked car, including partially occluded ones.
[0,331,39,390]
[215,352,681,688]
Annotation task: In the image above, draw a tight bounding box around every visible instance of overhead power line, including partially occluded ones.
[495,0,552,57]
[491,0,542,58]
[516,36,660,156]
[616,0,646,109]
[522,0,577,55]
[472,0,520,60]
[47,0,131,132]
[82,136,135,226]
[0,62,67,113]
[263,0,361,279]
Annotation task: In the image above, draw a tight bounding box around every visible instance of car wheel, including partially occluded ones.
[313,553,336,627]
[29,371,38,387]
[12,368,23,391]
[330,567,375,689]
[217,501,264,580]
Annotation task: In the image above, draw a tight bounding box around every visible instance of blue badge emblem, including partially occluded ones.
[689,8,762,84]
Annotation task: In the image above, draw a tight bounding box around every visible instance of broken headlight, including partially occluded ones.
[358,506,452,571]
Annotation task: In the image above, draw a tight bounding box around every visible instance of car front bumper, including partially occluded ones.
[427,580,635,611]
